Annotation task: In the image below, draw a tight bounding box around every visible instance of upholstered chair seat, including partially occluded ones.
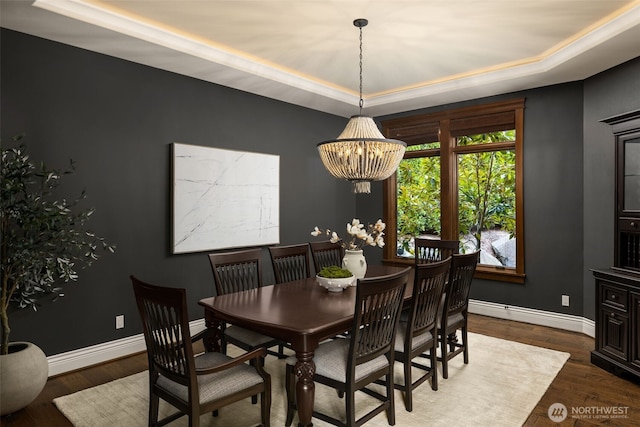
[157,352,265,403]
[285,339,389,383]
[394,325,433,353]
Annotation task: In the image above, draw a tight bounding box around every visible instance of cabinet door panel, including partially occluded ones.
[599,307,629,360]
[632,292,640,369]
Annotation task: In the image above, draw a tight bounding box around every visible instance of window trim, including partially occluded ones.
[382,98,525,284]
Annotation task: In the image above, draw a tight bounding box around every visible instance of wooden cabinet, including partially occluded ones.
[591,269,640,380]
[604,110,640,271]
[592,109,640,381]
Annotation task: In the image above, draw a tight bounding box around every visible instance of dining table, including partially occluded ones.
[198,264,412,427]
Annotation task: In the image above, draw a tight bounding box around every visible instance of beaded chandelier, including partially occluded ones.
[317,19,406,194]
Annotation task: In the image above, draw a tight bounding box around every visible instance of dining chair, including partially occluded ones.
[438,250,480,379]
[131,275,271,427]
[392,257,451,411]
[414,237,459,264]
[309,240,345,274]
[268,244,312,284]
[284,267,411,427]
[208,249,286,359]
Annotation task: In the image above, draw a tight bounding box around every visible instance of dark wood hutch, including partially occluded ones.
[591,109,640,382]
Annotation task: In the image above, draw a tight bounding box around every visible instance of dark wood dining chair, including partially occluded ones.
[131,275,271,427]
[268,244,312,284]
[284,267,411,427]
[414,237,459,264]
[309,240,345,274]
[392,257,451,411]
[208,249,286,359]
[438,250,480,379]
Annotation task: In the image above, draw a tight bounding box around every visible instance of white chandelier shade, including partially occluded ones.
[316,19,406,194]
[317,115,406,194]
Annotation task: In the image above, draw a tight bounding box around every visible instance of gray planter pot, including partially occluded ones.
[0,342,48,415]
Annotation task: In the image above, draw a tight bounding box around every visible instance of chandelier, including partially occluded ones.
[317,18,406,194]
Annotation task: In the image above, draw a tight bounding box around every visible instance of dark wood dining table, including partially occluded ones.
[198,264,412,427]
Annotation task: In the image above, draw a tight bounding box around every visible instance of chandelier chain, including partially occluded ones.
[359,24,364,112]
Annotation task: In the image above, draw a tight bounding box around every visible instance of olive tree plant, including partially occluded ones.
[0,137,114,355]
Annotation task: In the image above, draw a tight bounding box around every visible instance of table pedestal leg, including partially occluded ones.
[294,351,315,427]
[203,313,222,353]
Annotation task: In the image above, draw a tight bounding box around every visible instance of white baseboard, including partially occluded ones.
[47,319,206,377]
[469,299,596,338]
[47,305,594,377]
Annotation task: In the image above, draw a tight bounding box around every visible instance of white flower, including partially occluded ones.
[310,218,385,251]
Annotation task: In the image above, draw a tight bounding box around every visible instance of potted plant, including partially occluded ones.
[0,137,114,415]
[315,266,355,292]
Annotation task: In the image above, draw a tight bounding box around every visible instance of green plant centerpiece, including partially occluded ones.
[0,137,114,414]
[316,265,354,292]
[317,266,353,278]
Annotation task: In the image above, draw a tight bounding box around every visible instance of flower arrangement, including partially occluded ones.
[311,218,385,251]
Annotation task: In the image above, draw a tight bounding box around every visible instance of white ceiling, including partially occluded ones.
[2,0,640,117]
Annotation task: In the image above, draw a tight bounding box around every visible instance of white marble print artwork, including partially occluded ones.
[172,143,279,253]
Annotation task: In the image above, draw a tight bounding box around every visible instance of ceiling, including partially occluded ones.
[2,0,640,118]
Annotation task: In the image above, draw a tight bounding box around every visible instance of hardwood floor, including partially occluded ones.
[2,314,639,426]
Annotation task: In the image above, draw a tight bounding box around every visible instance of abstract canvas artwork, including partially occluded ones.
[172,143,279,253]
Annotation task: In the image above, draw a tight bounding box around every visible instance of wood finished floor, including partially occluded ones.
[2,314,639,426]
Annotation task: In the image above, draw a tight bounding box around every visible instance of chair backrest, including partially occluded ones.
[268,244,311,283]
[208,248,263,295]
[309,240,345,274]
[414,238,459,264]
[443,251,480,317]
[348,267,411,373]
[131,275,196,388]
[407,257,451,338]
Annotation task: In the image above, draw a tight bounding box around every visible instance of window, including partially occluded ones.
[382,99,525,283]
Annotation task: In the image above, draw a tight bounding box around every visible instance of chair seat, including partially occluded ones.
[394,323,433,352]
[225,325,279,347]
[286,339,389,383]
[439,312,464,330]
[157,351,264,404]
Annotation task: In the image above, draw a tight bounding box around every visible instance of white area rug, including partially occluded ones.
[53,333,569,427]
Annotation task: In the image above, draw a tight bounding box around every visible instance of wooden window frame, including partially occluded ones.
[382,98,525,284]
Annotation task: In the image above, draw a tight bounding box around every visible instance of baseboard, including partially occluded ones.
[469,299,596,338]
[47,305,594,377]
[46,319,206,377]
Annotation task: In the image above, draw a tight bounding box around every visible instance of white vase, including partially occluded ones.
[0,342,49,415]
[342,249,367,279]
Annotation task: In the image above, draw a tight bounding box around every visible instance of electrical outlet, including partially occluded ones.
[561,295,570,307]
[115,314,125,329]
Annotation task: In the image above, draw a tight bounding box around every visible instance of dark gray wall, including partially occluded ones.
[376,85,587,315]
[583,57,640,320]
[1,29,354,355]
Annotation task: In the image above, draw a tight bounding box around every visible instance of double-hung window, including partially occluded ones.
[382,98,525,283]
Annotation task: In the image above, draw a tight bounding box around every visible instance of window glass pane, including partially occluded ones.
[624,140,640,210]
[457,130,515,146]
[396,156,441,257]
[458,149,516,267]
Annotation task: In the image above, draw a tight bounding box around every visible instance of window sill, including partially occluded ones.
[382,258,525,284]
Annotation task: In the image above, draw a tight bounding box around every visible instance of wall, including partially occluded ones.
[582,56,640,320]
[1,29,354,355]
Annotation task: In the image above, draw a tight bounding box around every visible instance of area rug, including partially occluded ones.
[53,333,569,427]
